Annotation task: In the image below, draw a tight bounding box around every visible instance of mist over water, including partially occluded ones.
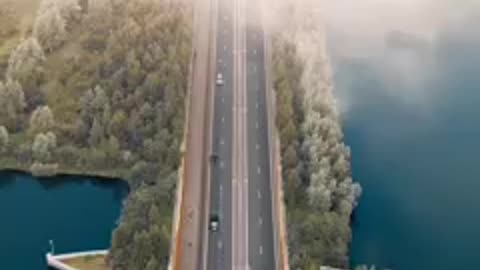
[325,1,480,269]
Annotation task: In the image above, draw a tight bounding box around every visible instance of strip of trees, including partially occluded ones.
[0,0,192,268]
[271,2,361,269]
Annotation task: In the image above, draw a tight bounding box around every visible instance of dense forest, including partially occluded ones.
[0,0,192,269]
[270,0,362,269]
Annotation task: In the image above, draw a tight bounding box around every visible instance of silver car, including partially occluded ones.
[216,73,224,86]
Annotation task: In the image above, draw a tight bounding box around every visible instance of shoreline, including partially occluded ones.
[0,160,130,184]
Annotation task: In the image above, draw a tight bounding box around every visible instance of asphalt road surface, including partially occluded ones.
[245,0,276,268]
[206,0,234,267]
[206,0,275,267]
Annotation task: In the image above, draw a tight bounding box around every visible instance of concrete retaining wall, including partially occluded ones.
[46,250,108,270]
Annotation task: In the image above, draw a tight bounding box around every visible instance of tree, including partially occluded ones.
[142,138,163,162]
[30,106,55,134]
[0,79,26,131]
[33,1,67,53]
[83,0,113,51]
[105,135,120,157]
[32,132,56,162]
[109,109,128,141]
[6,38,46,109]
[0,126,9,152]
[80,85,110,130]
[54,0,82,28]
[7,37,46,81]
[79,88,95,120]
[91,85,108,114]
[56,145,79,166]
[88,117,104,146]
[31,133,48,161]
[89,148,107,169]
[145,257,158,270]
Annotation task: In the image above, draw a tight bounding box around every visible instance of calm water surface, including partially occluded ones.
[329,12,480,270]
[0,172,128,270]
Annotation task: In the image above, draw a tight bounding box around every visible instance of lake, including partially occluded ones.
[328,8,480,270]
[0,171,128,270]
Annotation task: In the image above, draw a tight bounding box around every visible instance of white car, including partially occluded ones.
[216,73,224,86]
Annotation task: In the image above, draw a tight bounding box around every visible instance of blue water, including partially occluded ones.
[0,172,128,270]
[329,11,480,270]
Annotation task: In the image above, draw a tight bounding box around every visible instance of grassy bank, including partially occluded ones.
[62,255,108,270]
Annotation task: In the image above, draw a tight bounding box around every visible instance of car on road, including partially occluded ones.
[209,213,220,232]
[216,73,224,85]
[210,152,219,164]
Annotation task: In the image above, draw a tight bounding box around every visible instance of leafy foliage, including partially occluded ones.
[33,0,67,53]
[0,79,26,131]
[29,105,54,134]
[273,36,361,269]
[0,126,8,152]
[0,0,192,268]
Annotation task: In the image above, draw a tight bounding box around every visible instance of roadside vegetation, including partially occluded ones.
[271,2,361,269]
[0,0,192,269]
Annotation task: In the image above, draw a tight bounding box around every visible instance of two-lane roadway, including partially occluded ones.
[246,0,275,268]
[206,0,234,267]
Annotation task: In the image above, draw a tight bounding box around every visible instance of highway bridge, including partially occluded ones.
[170,0,288,268]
